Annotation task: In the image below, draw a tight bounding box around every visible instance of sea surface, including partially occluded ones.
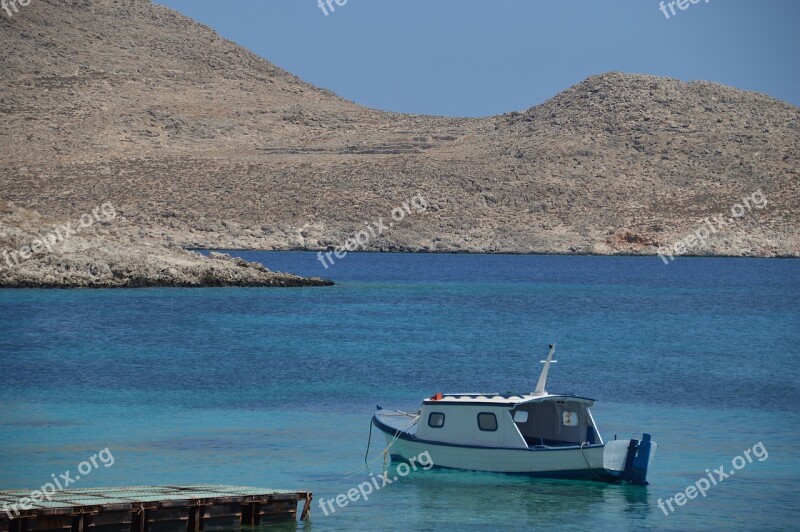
[1,253,798,531]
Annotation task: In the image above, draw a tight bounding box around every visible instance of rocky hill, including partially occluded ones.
[1,0,797,273]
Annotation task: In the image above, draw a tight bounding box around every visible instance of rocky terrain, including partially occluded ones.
[0,201,332,288]
[0,0,797,288]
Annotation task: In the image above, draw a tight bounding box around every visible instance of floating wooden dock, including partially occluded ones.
[0,485,312,531]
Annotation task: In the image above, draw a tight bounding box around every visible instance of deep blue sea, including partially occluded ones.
[1,253,798,531]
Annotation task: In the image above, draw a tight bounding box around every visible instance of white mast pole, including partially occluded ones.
[534,344,557,395]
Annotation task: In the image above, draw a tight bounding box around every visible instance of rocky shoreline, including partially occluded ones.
[0,203,333,289]
[1,195,795,290]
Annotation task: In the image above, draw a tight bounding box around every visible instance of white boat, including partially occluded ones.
[372,345,656,484]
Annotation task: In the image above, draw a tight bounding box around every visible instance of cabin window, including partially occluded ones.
[477,412,498,431]
[428,412,445,428]
[563,411,578,427]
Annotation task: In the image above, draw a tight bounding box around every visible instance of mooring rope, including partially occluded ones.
[363,410,418,463]
[363,416,374,464]
[344,414,420,479]
[580,442,607,482]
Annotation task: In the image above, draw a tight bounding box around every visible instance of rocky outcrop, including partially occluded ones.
[0,202,333,288]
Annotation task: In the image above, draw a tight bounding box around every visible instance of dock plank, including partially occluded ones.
[0,485,312,530]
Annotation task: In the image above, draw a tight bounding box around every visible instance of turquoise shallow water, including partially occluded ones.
[0,253,798,530]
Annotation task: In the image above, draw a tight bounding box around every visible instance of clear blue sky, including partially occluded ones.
[156,0,800,117]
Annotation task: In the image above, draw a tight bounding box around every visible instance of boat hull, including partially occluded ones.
[372,415,649,483]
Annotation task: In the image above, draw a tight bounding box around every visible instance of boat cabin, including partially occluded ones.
[415,393,603,449]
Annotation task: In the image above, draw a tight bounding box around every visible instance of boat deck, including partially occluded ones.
[0,485,312,531]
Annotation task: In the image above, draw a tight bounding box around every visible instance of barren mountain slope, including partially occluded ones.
[1,0,797,259]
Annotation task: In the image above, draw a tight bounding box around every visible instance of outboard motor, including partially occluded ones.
[620,433,654,484]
